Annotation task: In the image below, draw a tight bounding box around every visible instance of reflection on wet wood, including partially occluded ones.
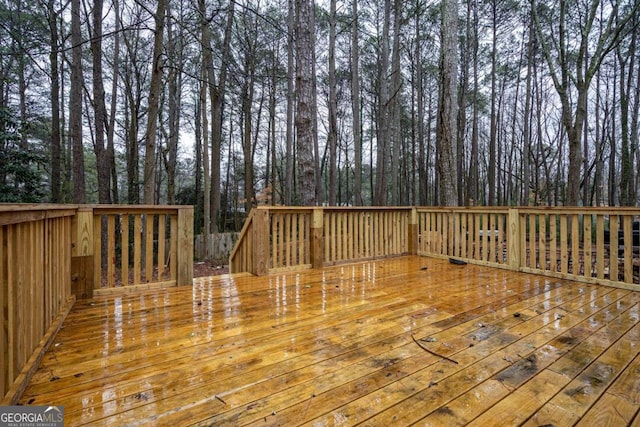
[19,256,640,426]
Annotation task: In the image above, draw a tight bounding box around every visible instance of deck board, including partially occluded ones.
[18,256,640,426]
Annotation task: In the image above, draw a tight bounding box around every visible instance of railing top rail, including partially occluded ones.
[0,203,194,226]
[89,205,191,215]
[0,203,80,212]
[415,206,640,215]
[321,206,415,212]
[257,206,416,212]
[0,203,194,212]
[515,206,640,214]
[0,205,77,226]
[415,207,510,213]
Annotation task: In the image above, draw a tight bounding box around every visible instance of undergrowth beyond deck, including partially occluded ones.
[20,256,640,426]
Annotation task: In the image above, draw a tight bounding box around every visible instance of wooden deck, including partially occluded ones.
[19,256,640,426]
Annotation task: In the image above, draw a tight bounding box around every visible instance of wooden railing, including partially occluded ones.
[0,203,194,403]
[515,208,639,289]
[229,207,415,274]
[324,208,411,264]
[85,206,194,297]
[416,207,510,266]
[1,205,75,402]
[230,206,640,290]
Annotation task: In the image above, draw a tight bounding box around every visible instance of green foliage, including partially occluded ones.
[0,106,46,202]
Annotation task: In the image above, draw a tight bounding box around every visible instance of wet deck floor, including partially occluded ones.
[20,256,640,426]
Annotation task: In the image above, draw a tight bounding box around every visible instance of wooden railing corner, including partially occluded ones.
[310,208,324,269]
[252,207,270,276]
[71,207,94,299]
[408,207,418,255]
[508,208,521,270]
[177,206,194,286]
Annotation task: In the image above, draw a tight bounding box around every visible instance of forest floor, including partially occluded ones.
[193,259,229,277]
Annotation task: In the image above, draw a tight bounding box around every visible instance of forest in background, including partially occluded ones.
[0,0,639,234]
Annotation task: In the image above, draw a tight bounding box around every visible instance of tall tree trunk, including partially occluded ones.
[107,0,121,204]
[468,0,479,205]
[18,57,26,150]
[201,73,211,253]
[522,2,534,205]
[351,0,362,205]
[70,0,85,203]
[631,36,640,204]
[609,69,617,206]
[295,0,317,206]
[327,0,338,206]
[285,0,295,205]
[143,0,167,204]
[436,0,459,206]
[241,18,257,212]
[389,0,402,206]
[210,0,235,231]
[163,8,181,205]
[488,0,498,206]
[91,0,110,203]
[617,22,636,206]
[48,0,62,202]
[457,0,471,206]
[594,66,603,206]
[416,0,426,206]
[194,85,203,233]
[269,44,278,205]
[374,0,391,205]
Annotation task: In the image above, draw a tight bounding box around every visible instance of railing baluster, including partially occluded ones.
[624,215,633,283]
[107,214,115,287]
[596,214,605,280]
[583,214,592,279]
[122,215,129,286]
[549,214,557,272]
[610,215,619,281]
[134,214,141,285]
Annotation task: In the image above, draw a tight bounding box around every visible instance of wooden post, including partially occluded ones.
[310,208,324,269]
[252,208,270,276]
[508,208,521,271]
[70,208,94,299]
[408,208,418,255]
[176,207,194,285]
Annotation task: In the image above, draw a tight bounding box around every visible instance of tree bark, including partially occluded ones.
[70,0,85,203]
[468,0,479,205]
[374,0,391,206]
[436,0,459,206]
[241,12,257,211]
[416,0,427,206]
[163,7,181,205]
[48,0,62,203]
[107,0,121,204]
[295,0,317,206]
[212,0,235,231]
[389,0,402,205]
[142,0,167,205]
[488,0,498,206]
[285,0,295,205]
[91,0,111,204]
[327,0,338,206]
[522,2,534,205]
[616,19,637,206]
[351,0,362,206]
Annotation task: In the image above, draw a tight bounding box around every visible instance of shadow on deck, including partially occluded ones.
[20,256,640,426]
